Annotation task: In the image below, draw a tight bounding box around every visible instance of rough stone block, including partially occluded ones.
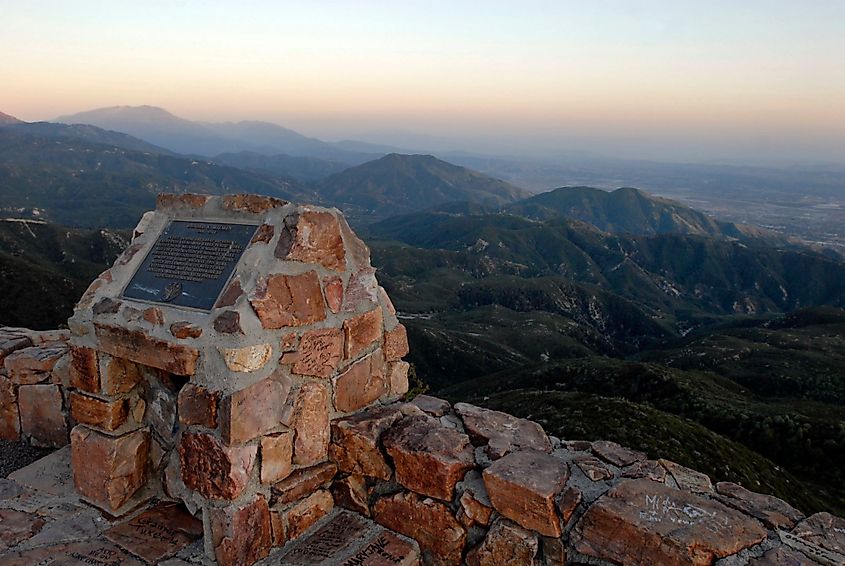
[292,328,343,378]
[571,479,768,566]
[373,491,466,566]
[411,395,451,417]
[18,384,67,447]
[282,211,347,271]
[70,425,149,512]
[660,459,713,493]
[466,518,539,566]
[715,481,804,529]
[94,323,199,376]
[383,324,409,361]
[278,489,335,542]
[271,462,337,505]
[69,391,129,432]
[261,431,294,485]
[221,372,292,444]
[591,440,646,467]
[249,271,326,329]
[323,275,344,313]
[382,415,475,501]
[0,375,20,440]
[0,508,45,550]
[69,346,100,393]
[293,381,330,466]
[455,402,551,460]
[334,349,387,413]
[210,494,272,566]
[4,345,67,386]
[177,383,220,428]
[482,449,568,537]
[170,321,204,339]
[344,307,383,360]
[100,356,142,396]
[178,432,257,500]
[387,361,410,398]
[329,404,406,480]
[222,193,286,213]
[331,474,371,517]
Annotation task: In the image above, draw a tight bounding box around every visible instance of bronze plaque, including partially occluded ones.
[123,220,257,310]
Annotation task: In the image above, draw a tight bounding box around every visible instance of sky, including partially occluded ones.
[2,1,844,165]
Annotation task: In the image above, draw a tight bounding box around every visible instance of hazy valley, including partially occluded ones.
[1,106,844,517]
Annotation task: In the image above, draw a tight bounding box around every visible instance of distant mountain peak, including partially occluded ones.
[0,111,22,125]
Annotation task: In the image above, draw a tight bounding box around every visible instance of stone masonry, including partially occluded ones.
[1,194,844,566]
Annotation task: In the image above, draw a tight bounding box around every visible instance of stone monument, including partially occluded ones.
[65,194,410,564]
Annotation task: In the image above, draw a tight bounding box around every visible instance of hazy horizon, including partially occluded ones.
[3,1,844,166]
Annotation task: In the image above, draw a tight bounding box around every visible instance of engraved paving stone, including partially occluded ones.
[104,503,203,563]
[123,221,258,311]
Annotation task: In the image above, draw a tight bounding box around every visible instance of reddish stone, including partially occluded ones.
[214,310,242,334]
[383,415,475,501]
[4,345,62,385]
[3,540,144,566]
[460,489,494,527]
[575,456,614,482]
[591,440,646,467]
[221,374,291,445]
[0,509,45,550]
[660,459,713,493]
[210,494,272,566]
[455,402,551,460]
[222,193,286,213]
[70,346,100,393]
[791,512,845,556]
[283,211,347,271]
[466,518,539,566]
[0,375,20,440]
[556,486,582,525]
[279,490,334,541]
[69,391,129,432]
[116,241,144,266]
[0,332,32,365]
[170,321,203,339]
[331,475,371,517]
[343,268,379,312]
[378,286,397,316]
[281,332,299,352]
[18,384,66,447]
[373,491,466,566]
[215,279,244,308]
[261,431,293,484]
[71,426,149,511]
[571,479,768,566]
[94,323,199,376]
[178,432,257,500]
[143,307,164,325]
[157,193,212,209]
[329,404,406,480]
[411,395,451,417]
[249,271,327,329]
[483,450,568,537]
[270,462,338,505]
[384,324,409,361]
[293,381,330,465]
[387,361,410,397]
[100,356,142,396]
[715,482,804,529]
[622,459,668,482]
[104,503,203,563]
[251,223,275,244]
[338,214,371,269]
[324,275,344,313]
[344,308,383,360]
[178,383,220,428]
[292,328,343,378]
[334,349,387,413]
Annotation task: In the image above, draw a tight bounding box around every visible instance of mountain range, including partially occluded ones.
[55,105,379,164]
